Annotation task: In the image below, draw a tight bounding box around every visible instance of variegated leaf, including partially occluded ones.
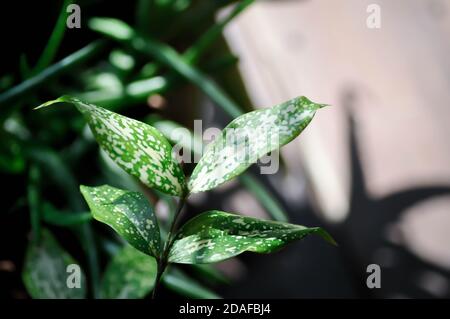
[80,185,161,258]
[22,229,86,299]
[169,211,336,264]
[101,245,157,299]
[188,96,326,193]
[36,96,186,196]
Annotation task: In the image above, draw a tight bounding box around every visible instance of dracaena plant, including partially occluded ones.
[35,95,336,298]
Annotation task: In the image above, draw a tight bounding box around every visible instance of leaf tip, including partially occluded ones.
[33,99,60,111]
[79,184,91,199]
[318,103,331,109]
[294,96,330,111]
[34,95,74,111]
[318,228,338,246]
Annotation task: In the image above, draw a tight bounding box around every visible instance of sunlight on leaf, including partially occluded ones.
[148,115,289,221]
[188,96,327,193]
[36,96,187,196]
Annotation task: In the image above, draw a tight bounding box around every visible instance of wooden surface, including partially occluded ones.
[223,0,450,294]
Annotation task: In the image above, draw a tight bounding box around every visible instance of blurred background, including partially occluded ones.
[1,0,449,299]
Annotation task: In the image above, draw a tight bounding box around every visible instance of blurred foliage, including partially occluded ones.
[0,0,297,299]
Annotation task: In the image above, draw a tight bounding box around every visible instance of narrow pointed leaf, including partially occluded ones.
[36,96,186,196]
[188,96,327,193]
[41,202,92,227]
[22,229,86,299]
[100,245,157,299]
[162,268,221,299]
[169,211,336,264]
[32,0,72,74]
[0,41,105,110]
[190,264,230,285]
[80,185,161,258]
[89,17,244,119]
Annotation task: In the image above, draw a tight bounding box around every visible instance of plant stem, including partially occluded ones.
[165,194,187,247]
[151,261,165,299]
[27,164,41,243]
[152,194,187,299]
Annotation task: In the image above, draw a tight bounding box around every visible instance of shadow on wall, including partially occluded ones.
[217,89,450,298]
[332,89,450,299]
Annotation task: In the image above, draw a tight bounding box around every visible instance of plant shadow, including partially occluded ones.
[217,89,450,298]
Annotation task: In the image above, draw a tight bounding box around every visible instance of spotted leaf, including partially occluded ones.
[168,211,336,264]
[80,184,161,258]
[36,96,186,196]
[22,229,86,299]
[188,96,326,193]
[101,245,157,299]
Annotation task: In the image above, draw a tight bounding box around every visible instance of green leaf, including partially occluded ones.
[80,184,161,258]
[189,264,230,285]
[23,142,101,297]
[100,245,157,299]
[36,96,187,196]
[41,202,92,227]
[169,211,336,264]
[148,115,289,222]
[0,41,106,112]
[22,229,86,299]
[188,96,327,193]
[89,17,244,119]
[146,114,204,157]
[32,0,72,75]
[238,174,288,222]
[162,268,221,299]
[183,0,254,65]
[0,132,25,174]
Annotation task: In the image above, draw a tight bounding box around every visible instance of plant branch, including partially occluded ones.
[27,164,41,243]
[165,194,187,248]
[152,194,187,299]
